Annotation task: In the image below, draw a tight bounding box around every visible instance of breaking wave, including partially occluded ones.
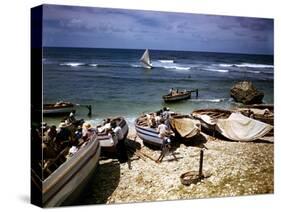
[218,63,273,68]
[204,68,229,73]
[158,60,174,63]
[189,98,226,103]
[163,66,190,71]
[60,62,86,67]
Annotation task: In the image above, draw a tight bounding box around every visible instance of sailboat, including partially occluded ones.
[140,49,153,69]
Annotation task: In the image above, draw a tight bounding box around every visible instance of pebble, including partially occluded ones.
[73,130,274,205]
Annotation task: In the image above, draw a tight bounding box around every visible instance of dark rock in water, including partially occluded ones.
[230,81,264,104]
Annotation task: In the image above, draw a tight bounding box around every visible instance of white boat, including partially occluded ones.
[140,49,153,69]
[32,134,101,207]
[135,112,201,147]
[135,117,163,146]
[97,117,129,153]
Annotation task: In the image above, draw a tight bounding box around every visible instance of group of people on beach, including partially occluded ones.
[32,110,128,176]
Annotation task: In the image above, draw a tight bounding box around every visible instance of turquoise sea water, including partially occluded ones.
[43,47,273,126]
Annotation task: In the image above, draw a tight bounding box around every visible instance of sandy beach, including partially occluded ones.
[73,128,274,205]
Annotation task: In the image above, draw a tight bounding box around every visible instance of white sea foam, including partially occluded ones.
[158,60,174,63]
[205,68,229,73]
[235,63,273,68]
[60,62,85,67]
[218,64,233,67]
[218,63,273,68]
[243,70,261,74]
[163,66,190,71]
[174,66,191,70]
[89,64,98,67]
[131,64,142,67]
[189,98,225,103]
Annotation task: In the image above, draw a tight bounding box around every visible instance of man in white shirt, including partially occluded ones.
[156,119,177,163]
[113,125,124,141]
[111,121,127,163]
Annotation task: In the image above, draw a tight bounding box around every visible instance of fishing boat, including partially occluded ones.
[135,114,163,147]
[43,101,75,116]
[191,109,232,132]
[169,114,201,139]
[162,89,198,102]
[32,134,101,207]
[139,49,153,69]
[135,111,201,147]
[191,108,273,141]
[163,90,191,102]
[97,117,129,153]
[236,104,274,125]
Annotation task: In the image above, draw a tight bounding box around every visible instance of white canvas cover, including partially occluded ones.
[170,117,201,138]
[199,114,216,125]
[216,112,273,141]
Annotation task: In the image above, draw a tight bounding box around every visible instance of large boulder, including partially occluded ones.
[230,81,264,104]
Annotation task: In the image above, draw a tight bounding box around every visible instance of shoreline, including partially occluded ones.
[72,128,274,205]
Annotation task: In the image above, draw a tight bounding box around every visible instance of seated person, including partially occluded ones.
[97,119,111,134]
[82,122,97,141]
[56,122,71,150]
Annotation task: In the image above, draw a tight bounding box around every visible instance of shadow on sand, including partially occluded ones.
[71,159,121,205]
[178,133,208,149]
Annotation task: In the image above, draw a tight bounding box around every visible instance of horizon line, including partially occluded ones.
[43,45,273,56]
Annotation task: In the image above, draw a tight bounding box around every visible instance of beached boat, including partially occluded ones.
[135,112,201,146]
[191,109,232,132]
[243,104,274,111]
[191,108,273,141]
[236,104,273,125]
[97,117,129,152]
[43,101,75,116]
[140,49,153,69]
[135,116,163,147]
[163,90,191,102]
[169,114,201,139]
[236,107,274,125]
[32,134,101,207]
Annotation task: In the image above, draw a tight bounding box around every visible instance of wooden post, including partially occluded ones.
[199,149,204,178]
[196,89,198,98]
[86,105,92,116]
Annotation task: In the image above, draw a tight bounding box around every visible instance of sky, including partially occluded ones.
[42,4,274,55]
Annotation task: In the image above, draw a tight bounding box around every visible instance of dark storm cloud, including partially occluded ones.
[236,17,273,31]
[43,4,273,54]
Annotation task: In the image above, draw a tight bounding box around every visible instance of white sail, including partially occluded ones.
[140,49,152,69]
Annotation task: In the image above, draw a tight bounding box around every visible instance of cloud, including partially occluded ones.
[235,17,273,31]
[42,4,273,54]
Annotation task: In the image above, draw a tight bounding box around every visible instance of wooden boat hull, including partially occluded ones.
[169,114,201,139]
[191,109,232,134]
[43,103,75,116]
[42,135,100,207]
[162,92,191,102]
[135,123,163,147]
[191,108,273,141]
[237,105,274,125]
[98,117,129,152]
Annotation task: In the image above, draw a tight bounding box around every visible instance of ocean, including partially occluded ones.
[43,47,274,126]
